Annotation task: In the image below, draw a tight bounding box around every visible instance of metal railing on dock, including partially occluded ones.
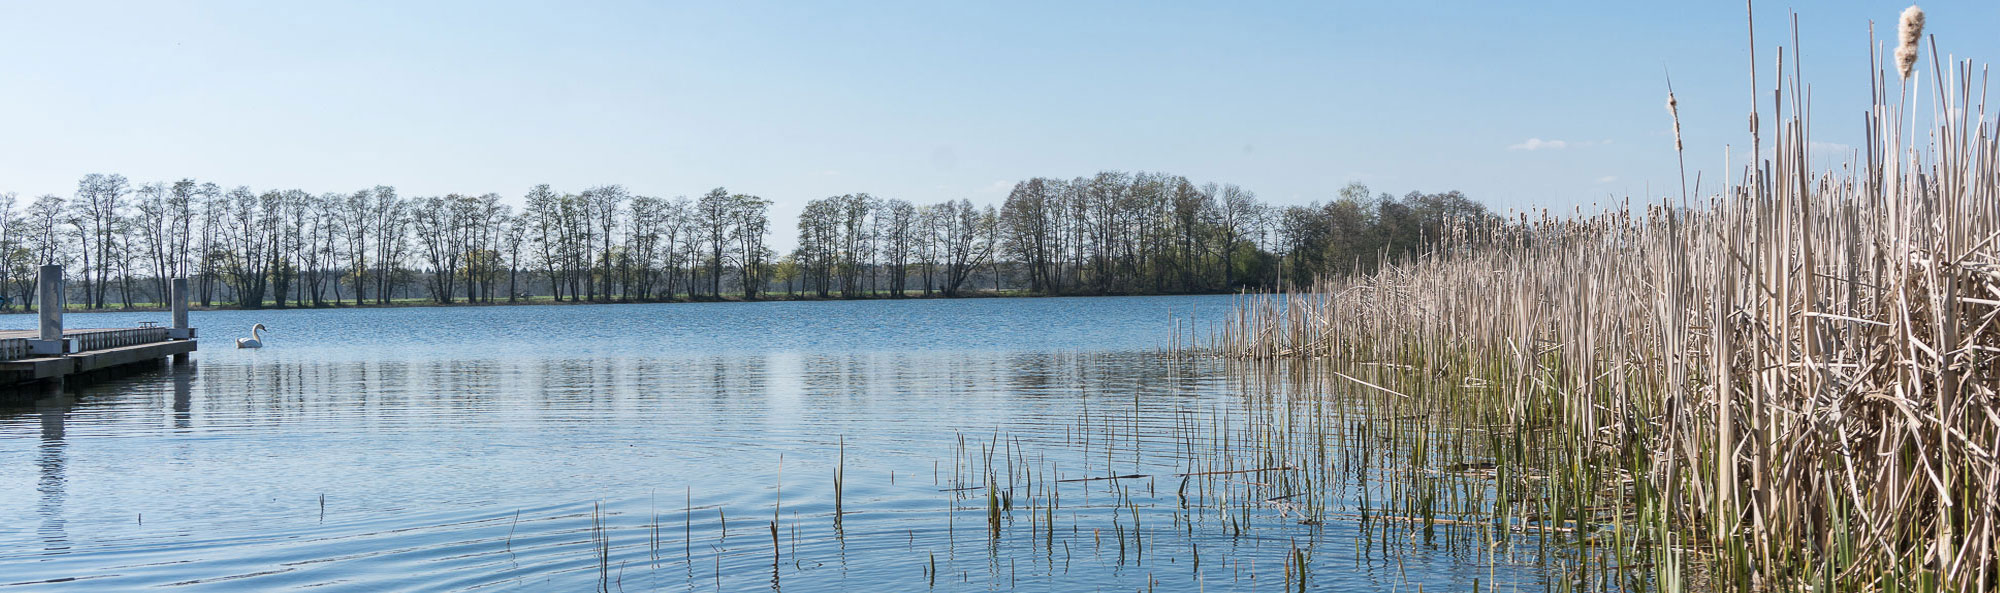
[0,329,175,362]
[73,328,173,351]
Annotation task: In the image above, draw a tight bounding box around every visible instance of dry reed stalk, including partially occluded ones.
[1210,7,1999,589]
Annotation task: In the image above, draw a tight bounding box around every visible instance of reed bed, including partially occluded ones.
[1211,9,2000,591]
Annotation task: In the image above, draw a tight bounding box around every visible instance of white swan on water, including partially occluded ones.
[236,323,267,349]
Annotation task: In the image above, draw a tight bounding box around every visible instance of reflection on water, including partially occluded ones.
[37,395,70,556]
[172,365,192,431]
[0,297,1565,591]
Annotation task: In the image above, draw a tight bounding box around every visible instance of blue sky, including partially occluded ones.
[1,1,1994,246]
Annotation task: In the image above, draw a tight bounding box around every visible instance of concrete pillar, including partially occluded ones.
[171,278,190,364]
[171,278,188,330]
[37,264,61,343]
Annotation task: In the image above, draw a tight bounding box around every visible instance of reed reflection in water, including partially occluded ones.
[0,298,1571,591]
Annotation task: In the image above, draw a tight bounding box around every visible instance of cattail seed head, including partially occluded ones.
[1666,92,1683,152]
[1896,5,1925,79]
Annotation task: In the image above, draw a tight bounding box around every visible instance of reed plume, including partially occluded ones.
[1665,91,1682,151]
[1896,5,1924,79]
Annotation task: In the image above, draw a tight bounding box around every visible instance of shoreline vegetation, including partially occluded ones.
[0,165,1492,313]
[1211,5,1996,591]
[0,287,1220,314]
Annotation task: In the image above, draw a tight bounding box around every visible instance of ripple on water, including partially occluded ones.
[0,297,1560,591]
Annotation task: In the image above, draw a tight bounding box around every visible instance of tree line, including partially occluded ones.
[0,172,1495,309]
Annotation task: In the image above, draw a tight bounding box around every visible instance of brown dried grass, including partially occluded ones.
[1217,10,1999,591]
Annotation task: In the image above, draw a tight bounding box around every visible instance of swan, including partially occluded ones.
[236,323,268,349]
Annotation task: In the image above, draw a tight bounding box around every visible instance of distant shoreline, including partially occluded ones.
[0,289,1240,315]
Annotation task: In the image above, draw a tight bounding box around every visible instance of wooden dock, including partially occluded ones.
[0,328,198,385]
[1,267,198,396]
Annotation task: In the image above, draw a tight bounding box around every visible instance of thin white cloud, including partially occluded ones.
[1595,175,1618,184]
[1508,138,1568,151]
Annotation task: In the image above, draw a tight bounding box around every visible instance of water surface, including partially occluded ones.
[0,296,1555,591]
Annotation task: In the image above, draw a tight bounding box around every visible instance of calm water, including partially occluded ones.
[0,296,1556,591]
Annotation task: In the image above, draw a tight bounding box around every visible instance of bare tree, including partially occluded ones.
[501,212,529,302]
[732,193,771,300]
[371,186,406,304]
[72,174,128,308]
[523,184,564,301]
[135,182,175,302]
[883,199,915,297]
[694,188,733,297]
[194,185,224,305]
[0,193,22,309]
[338,189,374,305]
[937,199,992,297]
[1212,183,1260,289]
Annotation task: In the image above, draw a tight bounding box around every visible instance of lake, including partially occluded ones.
[0,296,1564,591]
